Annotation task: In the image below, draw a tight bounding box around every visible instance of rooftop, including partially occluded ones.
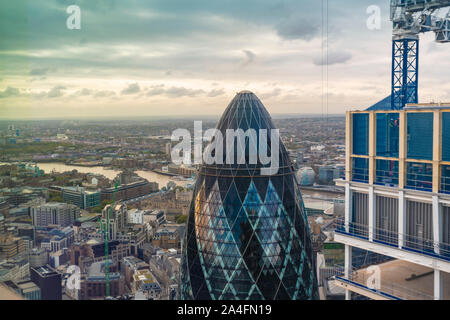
[133,269,155,284]
[0,283,23,300]
[352,259,450,300]
[32,265,58,277]
[87,260,120,281]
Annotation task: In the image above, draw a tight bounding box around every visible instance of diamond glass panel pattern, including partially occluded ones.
[180,92,318,300]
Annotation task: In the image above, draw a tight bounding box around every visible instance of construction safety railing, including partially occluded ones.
[334,218,450,261]
[441,173,450,194]
[375,168,399,187]
[405,168,433,192]
[351,164,369,183]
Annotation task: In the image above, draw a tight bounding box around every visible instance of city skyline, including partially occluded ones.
[1,0,450,120]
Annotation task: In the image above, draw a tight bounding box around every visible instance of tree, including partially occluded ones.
[91,199,113,213]
[49,192,63,203]
[176,215,188,224]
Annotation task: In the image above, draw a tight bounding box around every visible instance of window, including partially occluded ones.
[351,192,368,238]
[406,162,433,192]
[352,158,369,183]
[353,114,369,155]
[405,200,433,253]
[442,206,450,258]
[376,113,399,157]
[443,112,450,161]
[407,113,433,160]
[375,196,398,246]
[376,159,399,187]
[441,165,450,194]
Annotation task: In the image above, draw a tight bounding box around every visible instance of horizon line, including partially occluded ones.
[0,113,346,122]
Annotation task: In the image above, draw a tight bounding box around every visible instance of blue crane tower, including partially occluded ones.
[369,0,450,110]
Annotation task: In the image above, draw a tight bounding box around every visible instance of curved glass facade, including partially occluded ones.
[180,91,318,300]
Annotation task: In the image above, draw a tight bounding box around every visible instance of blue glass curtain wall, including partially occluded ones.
[441,165,450,194]
[376,113,399,158]
[443,112,450,162]
[352,158,369,183]
[376,159,399,187]
[352,114,369,156]
[407,113,433,160]
[406,162,433,192]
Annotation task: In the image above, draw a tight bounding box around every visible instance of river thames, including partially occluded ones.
[31,163,187,187]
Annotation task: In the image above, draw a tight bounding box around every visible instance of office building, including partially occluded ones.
[0,283,24,300]
[31,203,80,228]
[180,91,318,300]
[121,256,149,288]
[133,269,162,300]
[62,186,100,210]
[29,248,49,268]
[79,260,124,300]
[152,226,180,249]
[143,210,166,227]
[318,166,336,185]
[127,209,148,225]
[334,104,450,300]
[2,187,48,207]
[0,214,5,233]
[69,240,130,272]
[0,258,30,283]
[3,280,41,300]
[17,225,35,242]
[0,234,26,260]
[297,167,316,186]
[0,201,8,218]
[30,265,62,300]
[101,180,158,202]
[102,203,127,241]
[41,227,75,253]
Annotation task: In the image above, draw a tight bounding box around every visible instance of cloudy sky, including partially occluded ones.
[0,0,449,119]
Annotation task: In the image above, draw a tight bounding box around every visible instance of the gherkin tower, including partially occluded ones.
[180,91,319,300]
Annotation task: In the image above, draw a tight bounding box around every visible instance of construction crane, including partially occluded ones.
[389,0,450,109]
[97,180,119,298]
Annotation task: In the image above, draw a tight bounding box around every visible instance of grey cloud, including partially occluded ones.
[71,88,93,97]
[30,68,50,76]
[0,87,21,98]
[71,88,113,98]
[147,87,166,97]
[80,88,92,96]
[242,50,256,67]
[94,90,116,98]
[276,16,320,40]
[207,89,225,97]
[145,84,211,98]
[261,88,282,99]
[47,85,66,98]
[313,51,352,66]
[165,87,205,98]
[121,83,140,95]
[30,85,66,99]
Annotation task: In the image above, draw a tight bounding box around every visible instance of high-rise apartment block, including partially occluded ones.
[102,203,127,241]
